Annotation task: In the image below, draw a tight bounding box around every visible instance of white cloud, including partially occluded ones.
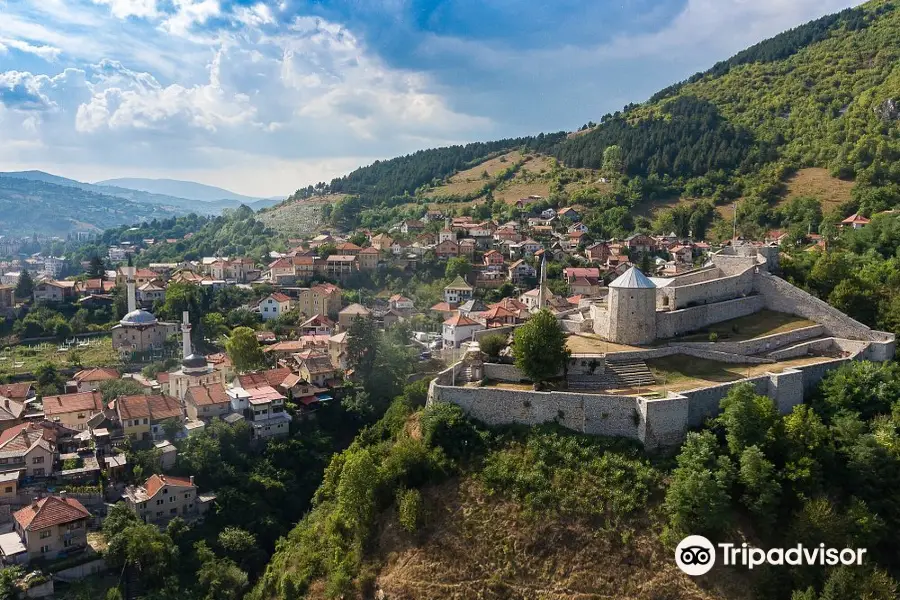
[91,0,159,19]
[161,0,222,37]
[0,37,62,61]
[232,3,275,28]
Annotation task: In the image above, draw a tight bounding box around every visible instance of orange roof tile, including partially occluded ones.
[42,391,103,417]
[14,496,91,531]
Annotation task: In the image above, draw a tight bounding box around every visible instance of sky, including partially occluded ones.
[0,0,863,197]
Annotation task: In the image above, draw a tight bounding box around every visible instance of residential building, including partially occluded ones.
[388,294,414,311]
[294,350,339,386]
[434,239,460,259]
[625,233,657,254]
[585,242,611,264]
[358,247,379,271]
[259,292,293,321]
[442,313,484,349]
[0,423,55,478]
[10,496,90,562]
[325,255,357,279]
[338,303,371,330]
[458,238,476,258]
[370,233,394,251]
[137,282,166,306]
[557,206,581,221]
[841,213,870,229]
[124,474,208,525]
[400,219,425,235]
[246,386,291,439]
[0,285,15,310]
[72,368,120,393]
[33,280,77,303]
[328,332,349,370]
[0,395,25,434]
[185,383,231,422]
[299,314,334,335]
[508,259,536,284]
[569,277,602,297]
[482,250,505,268]
[443,276,474,304]
[42,391,104,431]
[116,394,184,442]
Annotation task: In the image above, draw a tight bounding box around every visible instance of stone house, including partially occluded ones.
[338,303,371,330]
[434,239,460,258]
[33,280,76,303]
[72,368,120,393]
[358,247,380,271]
[442,313,484,349]
[115,394,184,442]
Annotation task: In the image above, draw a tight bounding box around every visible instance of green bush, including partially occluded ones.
[420,403,484,460]
[397,488,423,533]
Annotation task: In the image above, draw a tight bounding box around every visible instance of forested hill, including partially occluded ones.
[288,0,900,240]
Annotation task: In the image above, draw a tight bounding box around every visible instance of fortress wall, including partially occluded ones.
[675,347,775,364]
[711,253,761,276]
[755,273,888,342]
[767,368,805,414]
[681,376,771,427]
[665,267,723,287]
[797,357,854,394]
[663,266,755,310]
[767,339,839,360]
[591,305,610,339]
[474,325,519,340]
[483,362,527,382]
[656,296,765,339]
[582,395,642,439]
[639,394,690,450]
[671,325,826,356]
[606,347,679,361]
[865,338,896,362]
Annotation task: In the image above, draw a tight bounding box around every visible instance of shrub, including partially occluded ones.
[397,488,423,533]
[420,403,484,461]
[708,331,719,342]
[478,333,508,361]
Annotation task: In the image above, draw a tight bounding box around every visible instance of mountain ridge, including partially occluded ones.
[95,176,267,204]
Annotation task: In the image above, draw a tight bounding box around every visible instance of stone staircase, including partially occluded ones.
[604,358,656,388]
[566,373,619,390]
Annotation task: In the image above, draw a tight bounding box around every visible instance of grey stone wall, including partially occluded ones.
[755,273,893,342]
[608,286,657,345]
[665,266,723,286]
[483,362,528,382]
[473,325,520,340]
[681,376,771,427]
[673,325,826,356]
[638,394,689,450]
[711,252,762,276]
[661,266,755,310]
[656,296,765,339]
[766,368,805,414]
[676,346,775,364]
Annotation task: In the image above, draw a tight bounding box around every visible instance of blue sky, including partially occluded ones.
[0,0,861,196]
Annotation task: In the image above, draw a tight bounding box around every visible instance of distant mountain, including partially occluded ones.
[0,171,280,233]
[95,177,264,204]
[0,176,183,236]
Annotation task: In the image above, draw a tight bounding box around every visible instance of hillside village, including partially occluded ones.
[0,186,895,595]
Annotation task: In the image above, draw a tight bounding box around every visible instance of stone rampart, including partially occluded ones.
[483,362,527,382]
[656,296,765,339]
[664,266,722,287]
[473,325,519,341]
[755,273,894,343]
[661,265,755,310]
[672,325,826,356]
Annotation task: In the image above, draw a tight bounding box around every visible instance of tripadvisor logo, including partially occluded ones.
[675,535,867,576]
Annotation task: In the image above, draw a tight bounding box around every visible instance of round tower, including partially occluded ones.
[606,267,657,345]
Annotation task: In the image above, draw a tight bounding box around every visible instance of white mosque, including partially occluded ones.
[111,266,178,357]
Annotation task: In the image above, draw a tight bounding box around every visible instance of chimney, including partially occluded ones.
[181,311,192,359]
[59,490,66,500]
[31,497,39,509]
[124,266,137,313]
[189,475,194,487]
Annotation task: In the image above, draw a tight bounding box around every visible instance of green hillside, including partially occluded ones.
[302,0,900,241]
[0,176,184,236]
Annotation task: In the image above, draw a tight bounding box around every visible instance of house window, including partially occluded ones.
[64,538,75,547]
[143,419,148,425]
[40,545,50,554]
[170,508,177,515]
[40,530,51,539]
[169,496,176,503]
[33,456,44,464]
[157,499,164,505]
[3,486,11,493]
[33,468,44,476]
[157,511,163,517]
[184,493,190,499]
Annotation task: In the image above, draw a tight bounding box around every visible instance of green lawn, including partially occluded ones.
[666,310,816,343]
[0,336,119,377]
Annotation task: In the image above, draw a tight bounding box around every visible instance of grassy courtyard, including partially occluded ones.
[665,310,816,343]
[644,354,833,392]
[0,336,120,378]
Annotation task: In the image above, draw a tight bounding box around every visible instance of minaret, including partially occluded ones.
[181,311,192,359]
[537,254,547,310]
[124,266,137,313]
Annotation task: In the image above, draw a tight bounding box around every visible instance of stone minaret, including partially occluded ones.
[181,311,192,359]
[123,266,137,313]
[537,254,547,310]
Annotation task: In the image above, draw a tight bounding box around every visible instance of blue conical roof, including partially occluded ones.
[609,267,655,289]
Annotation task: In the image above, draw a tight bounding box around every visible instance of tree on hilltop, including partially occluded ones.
[512,309,568,387]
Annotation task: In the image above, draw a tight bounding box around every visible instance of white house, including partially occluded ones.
[389,295,415,311]
[443,276,474,305]
[442,313,484,349]
[259,292,293,321]
[540,208,557,219]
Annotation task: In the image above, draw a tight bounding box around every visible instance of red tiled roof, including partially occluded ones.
[42,391,103,417]
[187,383,230,407]
[0,383,32,401]
[238,367,293,390]
[144,474,195,499]
[73,367,120,383]
[14,496,90,531]
[269,292,292,303]
[444,313,480,327]
[841,213,870,224]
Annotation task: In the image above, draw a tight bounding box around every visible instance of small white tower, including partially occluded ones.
[123,266,137,314]
[181,310,192,359]
[537,254,547,311]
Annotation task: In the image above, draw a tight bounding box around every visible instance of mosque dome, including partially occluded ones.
[120,309,159,326]
[182,353,208,370]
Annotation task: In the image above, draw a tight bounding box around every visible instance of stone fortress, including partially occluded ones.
[428,245,896,450]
